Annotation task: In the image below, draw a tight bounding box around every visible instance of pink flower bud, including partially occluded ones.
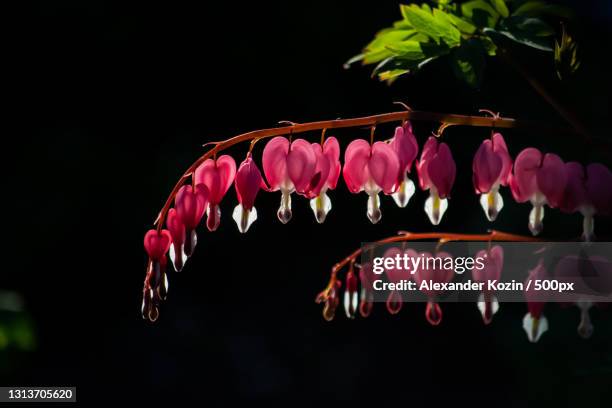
[417,137,456,225]
[389,122,419,208]
[232,154,268,233]
[194,155,237,231]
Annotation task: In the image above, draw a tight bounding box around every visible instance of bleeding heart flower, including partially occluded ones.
[343,139,400,224]
[472,245,503,324]
[194,155,237,231]
[143,229,172,321]
[232,154,268,233]
[262,137,317,224]
[175,184,209,256]
[306,137,341,223]
[560,162,612,241]
[472,133,512,221]
[166,208,186,271]
[416,137,456,225]
[344,268,359,319]
[358,261,375,318]
[412,251,454,325]
[523,260,549,343]
[509,148,567,236]
[381,247,415,314]
[389,122,419,208]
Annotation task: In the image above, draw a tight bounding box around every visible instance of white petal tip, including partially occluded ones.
[233,204,258,233]
[425,194,448,225]
[523,313,548,343]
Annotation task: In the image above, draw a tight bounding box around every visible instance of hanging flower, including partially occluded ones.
[472,245,503,324]
[416,137,456,225]
[143,229,172,321]
[166,208,186,271]
[194,155,237,231]
[472,133,512,221]
[382,247,415,314]
[523,260,549,343]
[232,154,268,233]
[509,148,567,236]
[305,137,341,223]
[389,122,419,208]
[262,137,316,224]
[560,162,612,241]
[344,267,359,319]
[412,251,454,325]
[343,139,400,224]
[174,184,209,257]
[358,261,375,318]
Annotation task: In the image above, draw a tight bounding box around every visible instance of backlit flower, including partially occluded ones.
[232,154,268,233]
[174,184,209,256]
[509,148,567,236]
[523,260,549,343]
[416,137,456,225]
[560,162,612,241]
[194,155,237,231]
[262,137,316,224]
[305,137,341,223]
[343,139,399,223]
[412,251,454,325]
[472,245,503,324]
[389,122,419,208]
[472,133,512,221]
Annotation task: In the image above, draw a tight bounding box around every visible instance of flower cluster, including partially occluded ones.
[142,121,611,322]
[318,243,610,343]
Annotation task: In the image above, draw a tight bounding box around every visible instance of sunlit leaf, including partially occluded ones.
[555,25,580,79]
[401,4,461,47]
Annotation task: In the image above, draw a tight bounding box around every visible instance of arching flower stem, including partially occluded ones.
[152,110,576,232]
[315,230,541,305]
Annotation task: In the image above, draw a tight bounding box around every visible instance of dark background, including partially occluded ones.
[5,0,612,406]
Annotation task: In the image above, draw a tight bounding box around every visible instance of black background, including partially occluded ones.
[6,0,612,406]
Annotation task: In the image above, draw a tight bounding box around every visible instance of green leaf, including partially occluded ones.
[508,16,555,36]
[512,1,573,19]
[490,0,509,18]
[479,36,498,56]
[386,40,427,60]
[450,39,486,87]
[401,4,461,47]
[378,69,410,84]
[484,26,553,51]
[461,0,500,27]
[444,12,478,34]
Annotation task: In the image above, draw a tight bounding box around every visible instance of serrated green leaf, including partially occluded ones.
[444,12,477,34]
[450,39,486,87]
[401,4,461,47]
[512,1,573,19]
[386,40,427,60]
[462,0,500,27]
[490,0,510,18]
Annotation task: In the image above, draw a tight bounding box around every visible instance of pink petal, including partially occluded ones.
[416,136,439,190]
[510,148,542,202]
[235,155,265,210]
[166,208,185,247]
[323,137,341,190]
[413,251,454,297]
[427,143,456,198]
[175,184,209,229]
[287,139,317,194]
[194,155,236,205]
[343,139,371,193]
[472,139,502,194]
[305,143,331,198]
[390,122,419,176]
[492,133,512,185]
[144,229,172,261]
[560,162,587,213]
[262,137,290,191]
[536,153,566,208]
[369,141,400,194]
[586,163,612,215]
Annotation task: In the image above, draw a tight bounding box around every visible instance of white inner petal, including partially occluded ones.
[309,191,332,224]
[233,204,258,233]
[392,176,416,208]
[479,187,504,222]
[424,191,448,225]
[277,189,293,224]
[367,193,381,224]
[528,204,545,236]
[522,313,548,343]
